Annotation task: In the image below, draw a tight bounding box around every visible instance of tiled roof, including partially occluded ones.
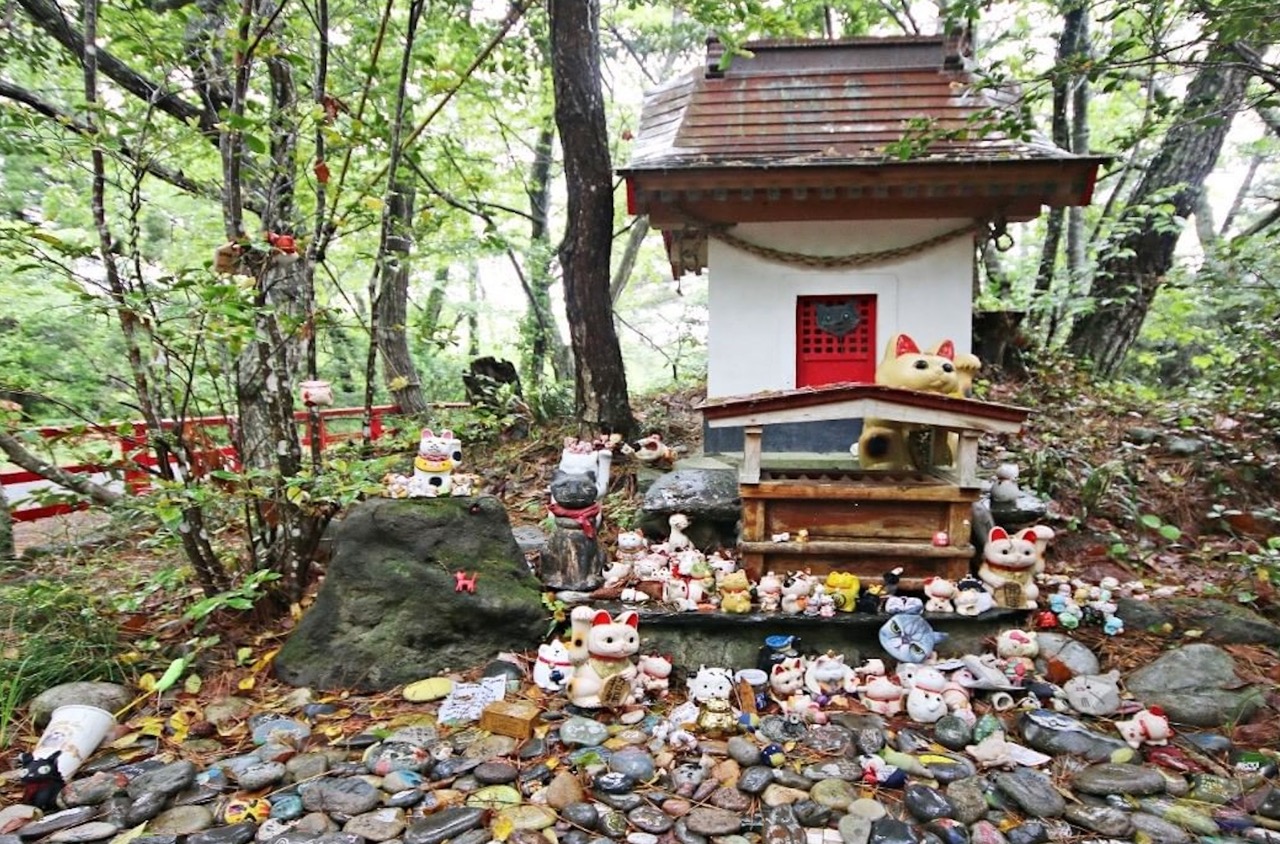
[622,35,1098,173]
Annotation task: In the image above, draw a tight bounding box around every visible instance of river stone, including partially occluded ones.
[684,807,741,836]
[1015,710,1131,762]
[275,497,547,691]
[738,766,774,794]
[60,772,120,807]
[1125,643,1262,726]
[545,771,586,810]
[709,787,751,812]
[593,790,643,812]
[1071,763,1165,796]
[126,760,198,801]
[903,784,953,822]
[562,802,599,830]
[1127,811,1194,844]
[761,784,810,806]
[790,800,831,828]
[810,778,857,810]
[1003,821,1047,844]
[804,725,854,756]
[187,824,256,844]
[944,778,987,825]
[992,769,1065,818]
[27,683,131,729]
[628,805,673,834]
[497,805,556,831]
[1032,633,1099,678]
[1061,804,1132,838]
[341,808,406,842]
[802,760,861,781]
[299,778,382,816]
[772,769,815,790]
[236,762,287,791]
[404,807,486,844]
[561,716,610,748]
[837,814,871,844]
[626,834,658,844]
[921,818,968,844]
[599,812,629,839]
[673,821,705,844]
[47,821,122,843]
[727,736,763,767]
[464,734,518,760]
[763,804,806,844]
[286,752,332,782]
[147,806,217,836]
[609,748,656,782]
[931,716,972,751]
[867,817,918,844]
[967,821,1009,844]
[474,761,518,784]
[466,784,522,808]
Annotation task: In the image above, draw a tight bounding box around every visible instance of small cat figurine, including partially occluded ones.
[879,613,947,664]
[855,334,962,470]
[411,428,461,496]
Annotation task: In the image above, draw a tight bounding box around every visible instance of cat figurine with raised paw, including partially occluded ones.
[855,333,962,470]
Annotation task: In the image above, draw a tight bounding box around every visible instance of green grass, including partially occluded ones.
[0,577,128,748]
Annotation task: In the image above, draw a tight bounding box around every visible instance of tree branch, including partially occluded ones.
[0,431,122,507]
[16,0,213,132]
[0,78,219,202]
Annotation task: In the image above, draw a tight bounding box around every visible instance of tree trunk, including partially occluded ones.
[548,0,636,437]
[522,118,572,388]
[0,484,13,561]
[1068,50,1251,375]
[378,181,429,414]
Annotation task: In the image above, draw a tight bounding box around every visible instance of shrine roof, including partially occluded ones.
[619,35,1106,177]
[699,382,1031,433]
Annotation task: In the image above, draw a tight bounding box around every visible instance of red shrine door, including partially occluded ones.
[795,294,877,387]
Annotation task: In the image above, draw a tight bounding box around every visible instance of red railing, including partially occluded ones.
[3,405,402,523]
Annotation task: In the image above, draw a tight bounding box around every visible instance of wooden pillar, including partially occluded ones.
[956,432,980,488]
[741,425,762,484]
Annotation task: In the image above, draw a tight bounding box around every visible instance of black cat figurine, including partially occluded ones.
[18,750,65,810]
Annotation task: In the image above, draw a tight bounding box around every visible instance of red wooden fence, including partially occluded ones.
[2,405,401,523]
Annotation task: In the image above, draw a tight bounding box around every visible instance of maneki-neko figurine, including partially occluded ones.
[688,666,738,737]
[565,607,641,709]
[979,526,1046,608]
[718,570,753,613]
[411,428,462,497]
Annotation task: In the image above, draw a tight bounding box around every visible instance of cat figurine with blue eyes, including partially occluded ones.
[879,612,947,664]
[855,333,962,471]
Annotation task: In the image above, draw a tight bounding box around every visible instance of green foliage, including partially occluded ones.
[0,579,128,743]
[182,569,283,630]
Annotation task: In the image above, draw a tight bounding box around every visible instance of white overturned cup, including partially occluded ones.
[32,704,116,779]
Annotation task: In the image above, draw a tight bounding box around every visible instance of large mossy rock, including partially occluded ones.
[275,496,546,691]
[1125,643,1264,727]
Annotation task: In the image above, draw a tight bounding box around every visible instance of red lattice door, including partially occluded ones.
[796,295,877,387]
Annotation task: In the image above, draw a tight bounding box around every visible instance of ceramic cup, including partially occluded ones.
[32,704,116,779]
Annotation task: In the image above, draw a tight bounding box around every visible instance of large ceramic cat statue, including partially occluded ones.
[855,333,961,470]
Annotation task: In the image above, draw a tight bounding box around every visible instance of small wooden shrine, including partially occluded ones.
[701,383,1030,588]
[619,32,1105,454]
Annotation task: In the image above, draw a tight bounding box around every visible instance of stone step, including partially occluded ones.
[598,604,1029,670]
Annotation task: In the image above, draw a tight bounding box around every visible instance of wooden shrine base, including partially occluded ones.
[739,468,979,585]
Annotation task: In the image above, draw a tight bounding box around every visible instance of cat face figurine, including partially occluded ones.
[879,613,947,664]
[814,299,861,338]
[876,334,960,395]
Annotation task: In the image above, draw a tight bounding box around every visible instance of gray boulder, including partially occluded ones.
[639,468,740,548]
[29,682,131,728]
[275,497,546,691]
[1116,597,1280,647]
[1126,643,1264,727]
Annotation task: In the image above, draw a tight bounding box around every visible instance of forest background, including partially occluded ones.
[0,0,1278,606]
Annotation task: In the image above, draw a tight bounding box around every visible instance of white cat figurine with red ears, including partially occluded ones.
[566,606,641,709]
[411,428,461,497]
[979,526,1043,608]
